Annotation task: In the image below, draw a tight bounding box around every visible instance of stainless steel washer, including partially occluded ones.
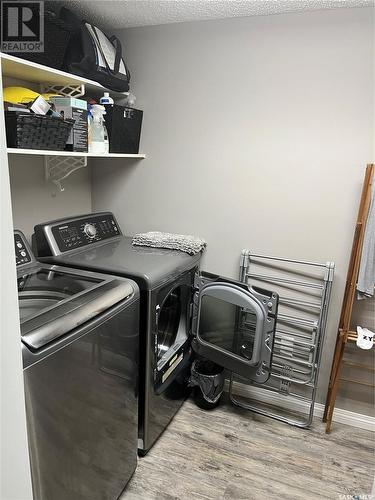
[15,231,140,500]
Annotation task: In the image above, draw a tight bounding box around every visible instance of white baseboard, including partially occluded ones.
[313,403,375,432]
[226,381,375,432]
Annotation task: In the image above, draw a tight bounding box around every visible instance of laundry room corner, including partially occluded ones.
[91,6,374,414]
[1,1,374,498]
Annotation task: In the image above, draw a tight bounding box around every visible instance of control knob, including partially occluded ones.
[83,223,97,239]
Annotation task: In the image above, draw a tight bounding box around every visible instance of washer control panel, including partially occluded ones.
[14,233,32,266]
[51,214,121,253]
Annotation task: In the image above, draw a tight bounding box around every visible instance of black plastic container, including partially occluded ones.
[104,105,143,154]
[5,112,75,150]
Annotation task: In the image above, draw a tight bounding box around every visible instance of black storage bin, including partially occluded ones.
[11,7,74,70]
[5,112,75,150]
[104,105,143,154]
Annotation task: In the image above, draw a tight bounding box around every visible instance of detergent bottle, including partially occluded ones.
[89,104,107,154]
[99,92,114,105]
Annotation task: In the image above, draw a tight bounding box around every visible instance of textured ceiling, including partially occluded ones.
[60,0,374,29]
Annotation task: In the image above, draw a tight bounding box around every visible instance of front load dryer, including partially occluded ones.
[34,213,202,455]
[34,212,280,456]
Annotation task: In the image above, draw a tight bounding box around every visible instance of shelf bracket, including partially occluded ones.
[45,155,87,192]
[41,83,85,98]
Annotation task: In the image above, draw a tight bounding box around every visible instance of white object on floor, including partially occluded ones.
[356,326,374,350]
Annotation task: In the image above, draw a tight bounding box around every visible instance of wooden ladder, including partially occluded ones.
[323,163,374,433]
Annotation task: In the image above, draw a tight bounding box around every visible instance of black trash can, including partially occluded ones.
[189,359,225,410]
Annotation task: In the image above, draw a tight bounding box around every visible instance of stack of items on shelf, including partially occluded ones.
[2,3,143,154]
[7,3,131,92]
[4,87,76,151]
[3,87,143,154]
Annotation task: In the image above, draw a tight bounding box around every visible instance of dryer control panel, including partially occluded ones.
[14,232,32,266]
[50,214,121,253]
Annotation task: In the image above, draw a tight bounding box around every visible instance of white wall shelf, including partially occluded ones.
[2,53,145,189]
[1,53,129,98]
[7,148,146,159]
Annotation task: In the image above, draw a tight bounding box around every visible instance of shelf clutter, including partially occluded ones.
[1,54,143,155]
[1,53,145,189]
[323,164,374,433]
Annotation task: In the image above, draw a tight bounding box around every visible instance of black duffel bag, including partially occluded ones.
[60,8,131,93]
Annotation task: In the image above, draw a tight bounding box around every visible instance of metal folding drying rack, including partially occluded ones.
[228,250,335,427]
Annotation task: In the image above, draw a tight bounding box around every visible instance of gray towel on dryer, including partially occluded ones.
[357,186,375,299]
[132,231,206,256]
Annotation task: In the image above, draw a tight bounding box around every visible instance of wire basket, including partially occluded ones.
[5,112,75,150]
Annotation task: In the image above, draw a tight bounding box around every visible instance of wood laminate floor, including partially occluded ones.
[121,397,375,500]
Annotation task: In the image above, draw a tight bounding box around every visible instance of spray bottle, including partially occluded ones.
[88,104,108,154]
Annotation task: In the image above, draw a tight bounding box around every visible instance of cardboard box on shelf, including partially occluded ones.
[51,97,88,152]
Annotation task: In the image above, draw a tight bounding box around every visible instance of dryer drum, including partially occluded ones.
[157,288,182,360]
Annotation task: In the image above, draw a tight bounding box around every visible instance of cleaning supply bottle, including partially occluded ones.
[103,121,109,154]
[98,94,111,152]
[100,92,114,105]
[89,104,107,154]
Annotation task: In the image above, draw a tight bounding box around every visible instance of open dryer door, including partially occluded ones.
[191,274,278,383]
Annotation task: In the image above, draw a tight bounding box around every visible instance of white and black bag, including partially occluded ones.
[61,8,130,93]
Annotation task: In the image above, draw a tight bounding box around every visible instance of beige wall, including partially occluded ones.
[92,7,374,413]
[9,155,92,242]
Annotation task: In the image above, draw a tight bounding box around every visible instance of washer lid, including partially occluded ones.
[18,268,102,321]
[19,267,134,350]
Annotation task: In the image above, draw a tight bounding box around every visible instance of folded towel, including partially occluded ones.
[132,231,207,256]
